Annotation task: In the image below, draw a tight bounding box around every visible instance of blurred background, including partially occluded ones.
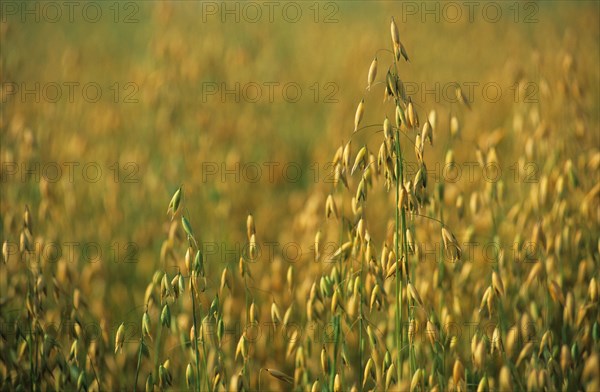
[1,1,599,390]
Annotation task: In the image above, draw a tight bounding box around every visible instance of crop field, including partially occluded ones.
[1,1,599,391]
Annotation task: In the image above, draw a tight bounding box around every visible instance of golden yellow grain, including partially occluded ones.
[367,57,378,90]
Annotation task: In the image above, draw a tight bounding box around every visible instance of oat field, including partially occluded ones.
[1,1,599,391]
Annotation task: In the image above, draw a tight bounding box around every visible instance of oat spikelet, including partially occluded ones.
[246,213,255,241]
[410,368,423,391]
[441,226,462,261]
[407,99,419,129]
[351,146,368,175]
[477,375,488,392]
[455,85,471,110]
[453,359,464,386]
[390,17,400,47]
[354,99,365,132]
[334,373,342,392]
[266,369,294,384]
[314,230,322,262]
[407,282,424,307]
[271,302,281,324]
[363,357,375,388]
[426,319,439,347]
[311,380,321,392]
[516,342,534,367]
[321,346,329,374]
[408,318,417,345]
[548,280,565,305]
[326,194,338,219]
[385,363,396,389]
[115,323,125,354]
[2,240,9,264]
[588,277,598,302]
[539,330,552,357]
[367,57,378,90]
[422,120,433,146]
[142,311,152,341]
[492,271,505,296]
[499,366,512,392]
[491,326,503,354]
[370,284,381,311]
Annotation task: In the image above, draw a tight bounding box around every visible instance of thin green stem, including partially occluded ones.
[190,276,203,392]
[359,268,364,390]
[153,322,162,380]
[134,336,144,391]
[394,126,407,383]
